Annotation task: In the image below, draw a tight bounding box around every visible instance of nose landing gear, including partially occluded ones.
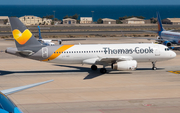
[152,62,157,70]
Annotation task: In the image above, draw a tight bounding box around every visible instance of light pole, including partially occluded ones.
[53,10,56,20]
[91,11,94,24]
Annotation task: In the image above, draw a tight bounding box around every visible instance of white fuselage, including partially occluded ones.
[161,31,180,44]
[47,43,176,65]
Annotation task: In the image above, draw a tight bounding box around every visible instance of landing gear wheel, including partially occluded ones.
[100,68,107,74]
[152,62,157,70]
[91,65,97,70]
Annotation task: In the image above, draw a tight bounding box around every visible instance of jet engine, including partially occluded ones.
[163,41,172,47]
[112,60,137,71]
[156,36,163,44]
[58,40,62,45]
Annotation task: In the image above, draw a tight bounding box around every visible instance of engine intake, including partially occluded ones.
[163,41,172,47]
[112,60,137,71]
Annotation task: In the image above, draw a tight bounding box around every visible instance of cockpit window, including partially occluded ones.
[0,92,16,112]
[165,48,170,51]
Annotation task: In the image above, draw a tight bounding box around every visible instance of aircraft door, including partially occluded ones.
[154,45,160,56]
[42,47,48,58]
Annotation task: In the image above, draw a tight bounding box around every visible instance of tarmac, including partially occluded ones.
[1,37,180,113]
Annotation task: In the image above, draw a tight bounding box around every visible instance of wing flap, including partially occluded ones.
[83,56,133,64]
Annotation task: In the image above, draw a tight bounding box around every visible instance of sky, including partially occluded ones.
[1,0,180,5]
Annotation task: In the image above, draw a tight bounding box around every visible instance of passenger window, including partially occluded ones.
[69,51,71,53]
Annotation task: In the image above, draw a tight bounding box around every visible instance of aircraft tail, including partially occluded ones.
[9,17,43,51]
[157,12,165,32]
[38,26,42,39]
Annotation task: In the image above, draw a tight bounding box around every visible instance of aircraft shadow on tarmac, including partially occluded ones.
[0,64,132,80]
[136,68,164,70]
[0,65,164,79]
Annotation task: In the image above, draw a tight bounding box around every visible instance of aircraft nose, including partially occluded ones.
[170,51,176,58]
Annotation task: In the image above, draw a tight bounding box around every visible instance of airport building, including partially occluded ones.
[0,16,9,25]
[122,17,150,24]
[80,17,92,24]
[19,16,43,25]
[19,16,53,25]
[63,18,76,24]
[162,18,180,25]
[43,18,52,25]
[102,18,116,24]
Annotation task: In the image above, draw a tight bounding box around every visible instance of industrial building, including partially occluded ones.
[162,18,180,25]
[63,18,76,24]
[122,17,150,24]
[102,18,116,24]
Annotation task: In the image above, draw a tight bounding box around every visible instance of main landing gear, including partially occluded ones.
[91,65,107,74]
[91,65,97,70]
[100,68,107,74]
[152,62,157,70]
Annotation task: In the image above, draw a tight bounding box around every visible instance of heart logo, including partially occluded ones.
[12,29,32,45]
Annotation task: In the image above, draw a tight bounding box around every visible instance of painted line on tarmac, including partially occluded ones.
[168,71,180,74]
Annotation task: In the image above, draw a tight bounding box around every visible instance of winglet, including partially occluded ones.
[1,80,53,95]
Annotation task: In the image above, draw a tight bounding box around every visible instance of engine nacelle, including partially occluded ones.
[163,41,172,47]
[112,60,137,71]
[157,36,160,40]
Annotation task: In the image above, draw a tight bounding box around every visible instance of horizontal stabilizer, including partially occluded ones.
[1,80,53,95]
[16,50,34,56]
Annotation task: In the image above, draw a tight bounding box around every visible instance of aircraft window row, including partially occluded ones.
[165,48,170,51]
[54,50,104,54]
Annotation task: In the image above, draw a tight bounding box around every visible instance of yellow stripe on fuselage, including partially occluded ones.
[42,45,74,61]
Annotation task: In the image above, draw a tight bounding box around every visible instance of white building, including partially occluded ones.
[122,17,145,24]
[43,18,52,25]
[80,17,92,24]
[19,16,43,25]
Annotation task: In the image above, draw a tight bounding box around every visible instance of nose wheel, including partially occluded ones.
[152,62,157,70]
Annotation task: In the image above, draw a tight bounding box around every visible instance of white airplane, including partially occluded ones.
[37,26,85,46]
[0,80,53,113]
[146,12,180,47]
[6,17,176,73]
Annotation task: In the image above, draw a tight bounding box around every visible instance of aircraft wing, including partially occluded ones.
[1,80,53,95]
[83,56,133,64]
